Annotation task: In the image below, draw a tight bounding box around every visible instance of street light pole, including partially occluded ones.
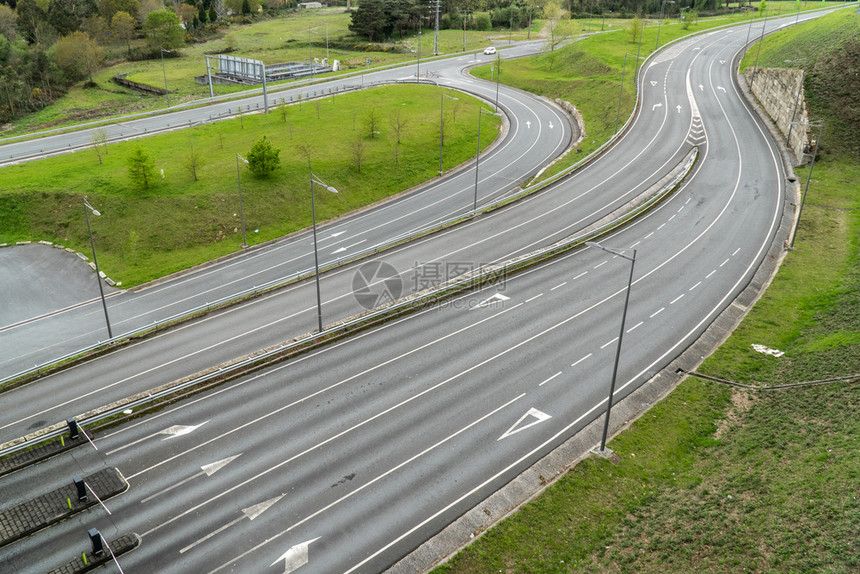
[308,170,339,333]
[83,198,112,340]
[160,47,171,108]
[474,108,499,212]
[789,120,824,248]
[586,241,636,453]
[440,93,459,175]
[655,0,675,50]
[494,55,501,112]
[236,154,249,248]
[615,53,645,135]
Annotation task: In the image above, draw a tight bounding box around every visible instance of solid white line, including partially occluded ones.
[670,294,685,305]
[550,282,567,291]
[206,393,526,574]
[600,337,618,349]
[140,470,203,504]
[689,281,702,291]
[626,321,643,333]
[180,516,244,554]
[571,353,592,367]
[538,372,563,387]
[126,302,525,481]
[525,294,544,303]
[650,307,665,318]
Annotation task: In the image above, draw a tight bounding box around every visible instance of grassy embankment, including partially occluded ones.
[435,7,859,574]
[0,84,500,286]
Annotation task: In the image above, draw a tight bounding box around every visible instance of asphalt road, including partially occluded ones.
[0,42,573,378]
[0,8,829,573]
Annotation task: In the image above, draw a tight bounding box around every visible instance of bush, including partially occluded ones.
[246,135,281,178]
[475,13,491,31]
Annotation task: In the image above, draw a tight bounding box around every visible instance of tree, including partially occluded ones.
[15,0,46,44]
[177,3,196,27]
[111,10,136,55]
[127,145,155,189]
[97,0,140,24]
[184,141,203,181]
[0,4,17,42]
[348,0,390,42]
[197,3,207,24]
[351,136,365,172]
[54,31,104,82]
[246,135,280,178]
[143,9,184,50]
[208,4,217,22]
[241,0,250,15]
[388,108,407,145]
[48,0,98,38]
[365,107,378,139]
[545,0,567,51]
[630,14,642,43]
[90,126,108,164]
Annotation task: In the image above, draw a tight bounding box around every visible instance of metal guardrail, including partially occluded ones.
[0,147,697,458]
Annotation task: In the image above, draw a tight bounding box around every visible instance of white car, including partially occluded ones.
[483,46,496,55]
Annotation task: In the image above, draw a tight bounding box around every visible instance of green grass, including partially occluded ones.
[434,6,860,574]
[0,84,500,286]
[472,2,852,184]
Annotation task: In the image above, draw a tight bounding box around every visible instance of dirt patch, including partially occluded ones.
[714,388,754,439]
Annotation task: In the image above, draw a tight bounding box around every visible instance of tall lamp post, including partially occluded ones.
[655,0,675,50]
[615,53,645,135]
[236,154,249,248]
[439,93,459,175]
[493,55,502,112]
[160,47,171,108]
[309,170,339,333]
[585,241,636,453]
[788,120,824,248]
[461,9,472,51]
[83,198,112,339]
[474,108,500,212]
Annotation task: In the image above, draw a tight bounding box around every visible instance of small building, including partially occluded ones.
[298,2,324,8]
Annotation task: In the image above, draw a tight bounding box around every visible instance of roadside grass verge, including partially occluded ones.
[0,84,500,287]
[471,2,848,185]
[434,7,859,574]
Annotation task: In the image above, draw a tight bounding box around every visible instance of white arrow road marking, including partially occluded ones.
[202,454,242,476]
[650,80,658,86]
[720,59,726,64]
[272,538,321,573]
[717,86,726,93]
[141,454,242,503]
[498,407,552,440]
[693,47,701,50]
[676,105,682,113]
[548,121,554,129]
[526,120,531,129]
[698,84,704,91]
[330,231,346,238]
[159,421,209,440]
[331,239,366,254]
[652,103,663,111]
[180,494,287,554]
[243,494,286,520]
[473,293,510,308]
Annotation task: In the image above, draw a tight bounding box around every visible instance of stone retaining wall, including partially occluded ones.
[745,67,812,163]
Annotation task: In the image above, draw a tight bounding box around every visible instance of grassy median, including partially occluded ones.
[0,84,500,286]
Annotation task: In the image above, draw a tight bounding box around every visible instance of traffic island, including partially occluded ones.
[47,533,140,574]
[0,467,127,549]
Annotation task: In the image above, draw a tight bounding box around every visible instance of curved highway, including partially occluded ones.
[0,9,831,574]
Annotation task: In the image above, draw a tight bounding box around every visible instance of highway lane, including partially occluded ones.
[0,96,786,569]
[0,45,574,377]
[0,12,804,442]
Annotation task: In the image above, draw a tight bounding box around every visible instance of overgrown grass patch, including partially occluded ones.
[0,84,500,286]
